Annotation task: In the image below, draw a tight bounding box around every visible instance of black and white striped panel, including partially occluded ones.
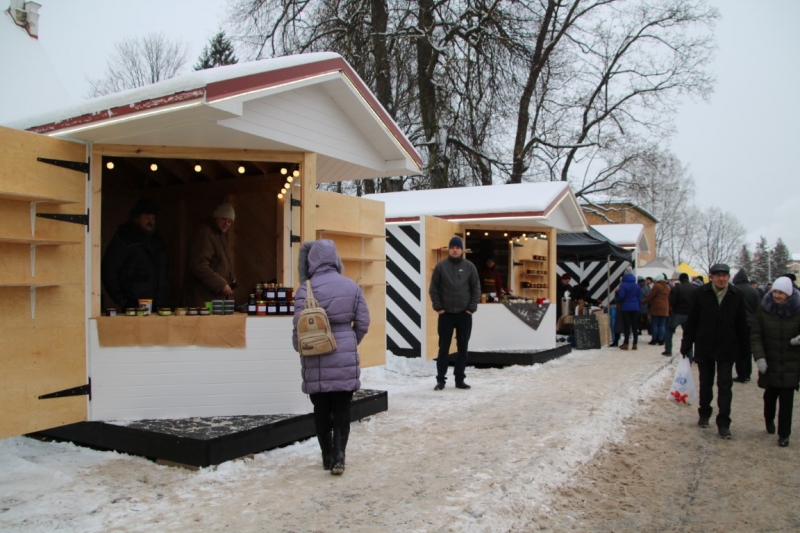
[557,260,632,303]
[386,224,423,358]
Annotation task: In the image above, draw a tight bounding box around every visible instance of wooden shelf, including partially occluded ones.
[340,256,388,262]
[317,229,386,239]
[358,282,387,287]
[0,282,81,288]
[0,192,79,205]
[0,236,82,246]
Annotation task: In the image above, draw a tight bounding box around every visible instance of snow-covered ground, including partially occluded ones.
[0,345,676,532]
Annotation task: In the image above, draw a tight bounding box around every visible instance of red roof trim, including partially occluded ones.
[28,89,205,134]
[386,216,421,223]
[205,57,422,169]
[29,56,423,171]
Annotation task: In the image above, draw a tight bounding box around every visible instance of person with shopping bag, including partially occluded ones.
[751,277,800,447]
[292,240,370,474]
[680,263,749,439]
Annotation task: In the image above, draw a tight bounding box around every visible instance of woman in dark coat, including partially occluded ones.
[182,203,237,307]
[751,276,800,447]
[292,240,370,475]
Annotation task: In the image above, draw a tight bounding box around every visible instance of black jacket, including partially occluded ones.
[751,289,800,389]
[668,281,695,315]
[429,256,480,314]
[102,221,170,309]
[732,269,761,327]
[680,282,749,363]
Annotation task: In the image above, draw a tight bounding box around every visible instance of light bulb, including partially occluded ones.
[293,169,300,178]
[284,182,290,189]
[466,231,471,236]
[503,232,508,237]
[106,161,114,169]
[280,188,287,194]
[286,176,294,183]
[484,232,489,236]
[150,163,158,171]
[277,193,284,199]
[194,164,202,172]
[281,168,288,175]
[238,166,245,174]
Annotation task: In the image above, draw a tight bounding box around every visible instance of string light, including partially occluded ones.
[292,169,300,178]
[286,176,294,183]
[277,193,284,199]
[281,168,288,175]
[106,161,114,170]
[238,166,245,174]
[194,164,202,172]
[150,163,158,171]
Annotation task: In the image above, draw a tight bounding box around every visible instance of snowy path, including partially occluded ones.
[0,345,675,532]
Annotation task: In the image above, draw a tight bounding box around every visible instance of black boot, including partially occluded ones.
[331,428,346,475]
[317,431,332,470]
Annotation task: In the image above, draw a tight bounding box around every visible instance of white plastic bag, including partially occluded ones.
[667,357,697,406]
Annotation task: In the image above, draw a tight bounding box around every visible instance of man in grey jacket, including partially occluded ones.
[429,236,481,391]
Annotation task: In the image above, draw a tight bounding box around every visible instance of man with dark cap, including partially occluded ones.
[732,268,760,382]
[102,198,170,310]
[663,272,695,358]
[680,263,749,439]
[429,236,480,391]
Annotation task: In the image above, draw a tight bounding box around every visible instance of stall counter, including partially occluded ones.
[469,302,556,352]
[88,317,311,421]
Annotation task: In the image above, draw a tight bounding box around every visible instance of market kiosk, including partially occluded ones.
[372,182,588,364]
[0,53,421,446]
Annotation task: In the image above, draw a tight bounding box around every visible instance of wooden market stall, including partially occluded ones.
[0,52,422,442]
[372,182,588,364]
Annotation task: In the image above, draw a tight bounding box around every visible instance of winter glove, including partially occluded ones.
[790,335,800,346]
[756,359,768,374]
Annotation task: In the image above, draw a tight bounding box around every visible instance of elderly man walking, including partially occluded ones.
[681,263,749,439]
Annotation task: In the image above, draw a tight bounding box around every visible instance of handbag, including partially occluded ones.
[296,280,337,356]
[667,357,697,405]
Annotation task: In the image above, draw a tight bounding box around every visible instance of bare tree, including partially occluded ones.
[87,32,189,97]
[616,149,697,264]
[691,207,745,273]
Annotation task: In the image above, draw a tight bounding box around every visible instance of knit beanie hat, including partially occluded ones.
[212,202,235,221]
[448,236,463,249]
[772,276,793,296]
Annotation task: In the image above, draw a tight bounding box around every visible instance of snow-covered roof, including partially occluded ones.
[591,224,650,254]
[0,10,74,124]
[371,182,588,233]
[6,52,421,182]
[579,199,659,224]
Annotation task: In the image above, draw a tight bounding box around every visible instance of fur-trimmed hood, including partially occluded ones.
[297,239,343,283]
[761,288,800,318]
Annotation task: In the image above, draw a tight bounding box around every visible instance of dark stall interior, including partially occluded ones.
[99,156,299,310]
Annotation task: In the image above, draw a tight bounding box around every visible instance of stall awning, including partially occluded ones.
[556,228,633,262]
[6,53,421,183]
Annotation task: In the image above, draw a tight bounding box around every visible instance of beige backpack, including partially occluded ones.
[297,280,338,356]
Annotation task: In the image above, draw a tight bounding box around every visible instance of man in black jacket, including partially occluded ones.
[102,199,170,310]
[429,236,481,391]
[680,263,749,439]
[732,268,760,382]
[663,273,695,358]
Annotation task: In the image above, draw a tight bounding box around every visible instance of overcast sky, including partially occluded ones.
[24,0,800,256]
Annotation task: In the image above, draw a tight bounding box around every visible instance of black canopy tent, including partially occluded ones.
[556,228,634,306]
[556,227,633,263]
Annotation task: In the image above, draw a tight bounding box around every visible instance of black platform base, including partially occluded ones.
[447,342,572,367]
[30,389,387,468]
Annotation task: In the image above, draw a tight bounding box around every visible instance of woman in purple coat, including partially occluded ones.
[292,240,370,475]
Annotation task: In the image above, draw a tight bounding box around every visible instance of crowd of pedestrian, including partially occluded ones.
[606,264,800,447]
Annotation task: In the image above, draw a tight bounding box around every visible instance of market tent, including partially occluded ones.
[590,224,649,255]
[556,227,633,262]
[637,258,677,280]
[677,262,706,282]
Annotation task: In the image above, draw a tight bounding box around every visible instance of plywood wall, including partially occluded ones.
[0,126,87,438]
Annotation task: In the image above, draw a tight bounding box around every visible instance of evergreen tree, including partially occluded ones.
[771,238,792,279]
[194,31,238,71]
[736,244,753,275]
[752,236,771,284]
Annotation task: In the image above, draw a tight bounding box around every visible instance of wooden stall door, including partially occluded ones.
[0,126,88,439]
[314,190,386,367]
[422,215,464,360]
